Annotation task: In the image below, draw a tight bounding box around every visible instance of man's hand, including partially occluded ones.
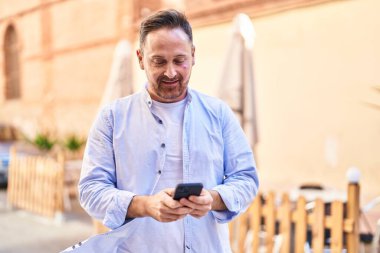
[127,189,193,222]
[179,189,213,218]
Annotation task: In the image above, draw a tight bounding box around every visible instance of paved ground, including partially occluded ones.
[0,187,93,253]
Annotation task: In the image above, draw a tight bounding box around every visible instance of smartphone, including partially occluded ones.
[173,183,203,200]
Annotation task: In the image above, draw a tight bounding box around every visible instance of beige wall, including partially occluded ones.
[0,0,379,203]
[0,0,40,18]
[190,0,380,202]
[0,0,119,137]
[50,0,119,49]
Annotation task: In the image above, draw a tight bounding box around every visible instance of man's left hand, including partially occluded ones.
[179,189,213,218]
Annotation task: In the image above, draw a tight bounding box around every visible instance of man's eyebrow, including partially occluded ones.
[151,54,187,57]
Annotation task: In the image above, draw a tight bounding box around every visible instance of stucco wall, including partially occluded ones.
[0,0,118,137]
[0,0,379,203]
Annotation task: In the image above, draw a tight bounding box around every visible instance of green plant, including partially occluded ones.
[64,135,85,152]
[33,133,55,151]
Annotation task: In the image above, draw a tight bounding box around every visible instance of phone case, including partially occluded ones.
[173,183,203,200]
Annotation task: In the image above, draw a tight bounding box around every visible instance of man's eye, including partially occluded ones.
[174,58,186,64]
[152,59,165,65]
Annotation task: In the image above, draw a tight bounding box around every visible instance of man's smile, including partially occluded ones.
[161,80,179,86]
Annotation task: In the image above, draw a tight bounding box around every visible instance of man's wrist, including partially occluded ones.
[209,190,227,211]
[126,195,148,218]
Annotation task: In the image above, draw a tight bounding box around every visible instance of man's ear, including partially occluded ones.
[191,46,195,66]
[136,49,144,70]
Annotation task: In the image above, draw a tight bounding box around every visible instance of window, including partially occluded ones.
[4,24,21,100]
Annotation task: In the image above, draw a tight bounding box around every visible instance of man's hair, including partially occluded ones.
[139,9,193,49]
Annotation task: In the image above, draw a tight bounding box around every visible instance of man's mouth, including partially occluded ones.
[161,80,179,85]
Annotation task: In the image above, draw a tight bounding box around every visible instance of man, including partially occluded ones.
[78,9,258,253]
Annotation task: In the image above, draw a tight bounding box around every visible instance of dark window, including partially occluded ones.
[4,24,21,100]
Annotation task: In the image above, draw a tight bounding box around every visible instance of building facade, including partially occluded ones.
[1,0,379,203]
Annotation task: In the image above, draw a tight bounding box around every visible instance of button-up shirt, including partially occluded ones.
[77,88,259,253]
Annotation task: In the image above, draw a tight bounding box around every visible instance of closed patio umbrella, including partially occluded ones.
[99,39,133,110]
[218,13,258,148]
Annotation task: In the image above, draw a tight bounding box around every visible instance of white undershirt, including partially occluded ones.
[151,97,187,191]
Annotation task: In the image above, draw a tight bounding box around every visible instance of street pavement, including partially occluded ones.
[0,187,93,253]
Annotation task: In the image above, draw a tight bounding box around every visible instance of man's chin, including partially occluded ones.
[159,93,180,100]
[157,91,186,102]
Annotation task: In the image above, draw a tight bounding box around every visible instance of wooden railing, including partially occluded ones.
[229,180,360,253]
[7,147,65,217]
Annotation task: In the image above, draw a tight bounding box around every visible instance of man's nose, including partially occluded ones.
[164,64,177,79]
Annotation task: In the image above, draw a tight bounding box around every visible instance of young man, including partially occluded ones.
[78,9,259,253]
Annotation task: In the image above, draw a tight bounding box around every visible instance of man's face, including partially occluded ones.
[137,27,195,103]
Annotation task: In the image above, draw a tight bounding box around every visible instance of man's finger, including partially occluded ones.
[164,188,175,197]
[166,206,193,215]
[164,196,184,209]
[179,197,210,210]
[189,209,206,218]
[188,195,211,205]
[179,198,197,209]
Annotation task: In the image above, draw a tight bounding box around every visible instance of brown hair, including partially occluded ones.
[139,9,193,50]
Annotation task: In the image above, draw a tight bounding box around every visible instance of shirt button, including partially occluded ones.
[158,119,163,124]
[158,170,162,174]
[161,143,165,148]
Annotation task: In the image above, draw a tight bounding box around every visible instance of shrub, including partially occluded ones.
[63,135,85,152]
[33,133,55,151]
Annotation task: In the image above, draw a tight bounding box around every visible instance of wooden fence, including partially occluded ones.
[229,181,360,253]
[91,180,360,253]
[7,147,65,217]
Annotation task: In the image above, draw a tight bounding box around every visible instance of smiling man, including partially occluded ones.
[137,26,194,103]
[78,9,259,253]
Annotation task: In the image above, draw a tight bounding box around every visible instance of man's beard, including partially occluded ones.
[155,75,187,100]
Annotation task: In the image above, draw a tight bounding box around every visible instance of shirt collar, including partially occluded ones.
[142,86,153,108]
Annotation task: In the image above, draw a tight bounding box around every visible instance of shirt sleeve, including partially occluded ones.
[211,103,259,223]
[78,105,135,229]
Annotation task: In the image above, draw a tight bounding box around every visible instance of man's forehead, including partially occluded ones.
[142,31,193,58]
[144,27,191,45]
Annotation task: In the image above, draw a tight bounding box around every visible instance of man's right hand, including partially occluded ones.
[126,189,193,222]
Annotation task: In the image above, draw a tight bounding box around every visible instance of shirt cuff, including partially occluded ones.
[103,190,136,229]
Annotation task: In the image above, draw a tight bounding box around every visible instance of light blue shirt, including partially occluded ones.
[77,88,259,253]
